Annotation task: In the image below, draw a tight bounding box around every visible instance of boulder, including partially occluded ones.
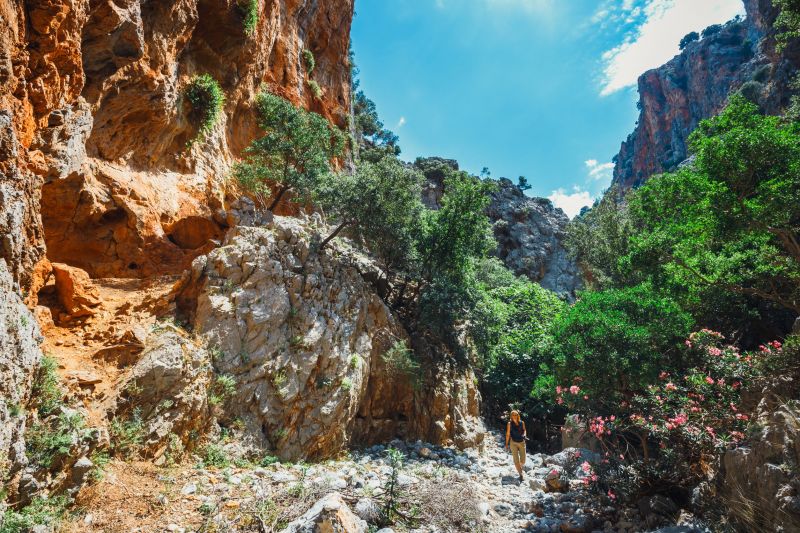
[51,262,101,318]
[281,493,367,533]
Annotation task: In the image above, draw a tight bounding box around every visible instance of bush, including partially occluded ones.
[381,341,421,387]
[679,31,699,50]
[109,408,145,458]
[0,495,69,533]
[26,411,84,469]
[237,0,258,36]
[184,74,225,143]
[32,356,64,418]
[201,443,230,468]
[307,79,322,100]
[701,24,723,39]
[302,49,315,75]
[537,284,694,408]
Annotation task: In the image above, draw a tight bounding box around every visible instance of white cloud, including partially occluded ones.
[435,0,552,13]
[600,0,745,96]
[585,159,614,182]
[396,116,406,128]
[548,187,594,218]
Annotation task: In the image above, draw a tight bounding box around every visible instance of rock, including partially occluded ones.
[51,262,101,318]
[0,260,43,476]
[613,1,800,191]
[493,502,514,516]
[178,221,484,461]
[545,466,569,493]
[416,159,581,298]
[529,477,547,492]
[639,494,679,528]
[281,493,367,533]
[354,498,382,523]
[70,456,94,486]
[114,330,212,459]
[181,483,197,496]
[560,515,590,533]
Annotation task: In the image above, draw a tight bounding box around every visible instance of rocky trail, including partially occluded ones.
[62,430,700,533]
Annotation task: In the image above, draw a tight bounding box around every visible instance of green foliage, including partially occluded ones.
[201,443,230,468]
[109,408,145,458]
[537,284,693,407]
[233,91,344,211]
[260,454,280,467]
[381,448,405,526]
[315,157,425,272]
[474,262,566,417]
[565,186,634,289]
[88,450,110,482]
[516,176,531,191]
[625,96,800,321]
[0,495,69,533]
[302,49,316,75]
[340,377,352,392]
[26,411,84,469]
[352,90,400,162]
[184,74,225,143]
[381,341,422,385]
[701,24,723,39]
[679,31,699,50]
[32,355,63,418]
[307,80,323,100]
[775,0,800,51]
[209,374,237,406]
[237,0,258,36]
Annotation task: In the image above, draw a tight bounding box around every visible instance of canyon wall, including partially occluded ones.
[612,0,800,190]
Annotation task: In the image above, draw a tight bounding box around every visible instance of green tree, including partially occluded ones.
[679,31,699,50]
[625,96,800,315]
[516,176,531,191]
[315,157,425,280]
[233,92,345,212]
[352,90,400,162]
[565,185,634,289]
[775,0,800,51]
[538,284,693,408]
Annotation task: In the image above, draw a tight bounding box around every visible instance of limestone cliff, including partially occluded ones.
[417,158,581,298]
[612,0,800,190]
[0,0,354,291]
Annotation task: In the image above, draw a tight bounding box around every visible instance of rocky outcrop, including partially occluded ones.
[487,179,582,298]
[176,216,484,461]
[720,376,800,531]
[416,158,581,297]
[1,0,354,288]
[612,0,800,190]
[0,260,43,478]
[282,493,367,533]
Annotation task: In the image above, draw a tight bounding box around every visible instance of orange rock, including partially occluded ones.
[51,262,101,318]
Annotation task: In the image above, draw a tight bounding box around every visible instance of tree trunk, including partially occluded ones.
[318,220,350,251]
[268,186,289,212]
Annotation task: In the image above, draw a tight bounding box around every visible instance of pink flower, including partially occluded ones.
[659,371,669,380]
[705,426,716,437]
[583,395,589,400]
[705,376,715,385]
[685,340,693,348]
[736,413,749,421]
[665,382,677,391]
[591,474,598,482]
[569,385,581,395]
[581,461,591,473]
[609,415,616,421]
[708,347,722,357]
[717,378,726,386]
[556,386,563,394]
[557,397,564,405]
[608,490,616,500]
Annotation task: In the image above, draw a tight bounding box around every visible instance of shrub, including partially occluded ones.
[738,80,763,104]
[307,79,322,100]
[26,411,84,469]
[209,374,237,405]
[0,495,69,533]
[679,31,699,50]
[537,284,694,408]
[381,341,421,386]
[201,443,230,468]
[32,355,64,418]
[302,49,315,75]
[109,408,145,458]
[184,74,225,143]
[237,0,258,36]
[340,377,352,392]
[701,24,723,38]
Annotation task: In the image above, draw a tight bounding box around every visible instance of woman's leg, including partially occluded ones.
[511,442,524,475]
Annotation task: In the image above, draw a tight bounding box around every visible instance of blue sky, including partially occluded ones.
[351,0,745,217]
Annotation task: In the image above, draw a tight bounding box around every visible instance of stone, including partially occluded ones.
[281,492,367,533]
[354,498,382,523]
[51,262,101,318]
[70,456,94,486]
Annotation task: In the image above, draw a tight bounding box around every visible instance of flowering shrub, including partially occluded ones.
[553,330,782,500]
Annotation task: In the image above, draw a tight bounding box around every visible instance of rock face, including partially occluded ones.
[487,179,582,298]
[176,216,485,461]
[721,376,800,531]
[0,0,354,288]
[416,158,581,298]
[612,0,800,190]
[0,260,43,477]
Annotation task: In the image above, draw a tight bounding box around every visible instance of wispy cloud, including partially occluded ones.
[585,159,614,182]
[599,0,744,96]
[396,116,406,129]
[435,0,553,14]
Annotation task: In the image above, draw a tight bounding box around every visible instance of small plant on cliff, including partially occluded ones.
[109,408,145,458]
[233,91,344,212]
[26,411,85,469]
[302,48,316,75]
[237,0,259,36]
[208,374,237,406]
[32,355,64,418]
[307,79,323,100]
[184,74,225,144]
[381,341,421,386]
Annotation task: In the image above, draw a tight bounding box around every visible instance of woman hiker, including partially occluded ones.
[505,410,527,481]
